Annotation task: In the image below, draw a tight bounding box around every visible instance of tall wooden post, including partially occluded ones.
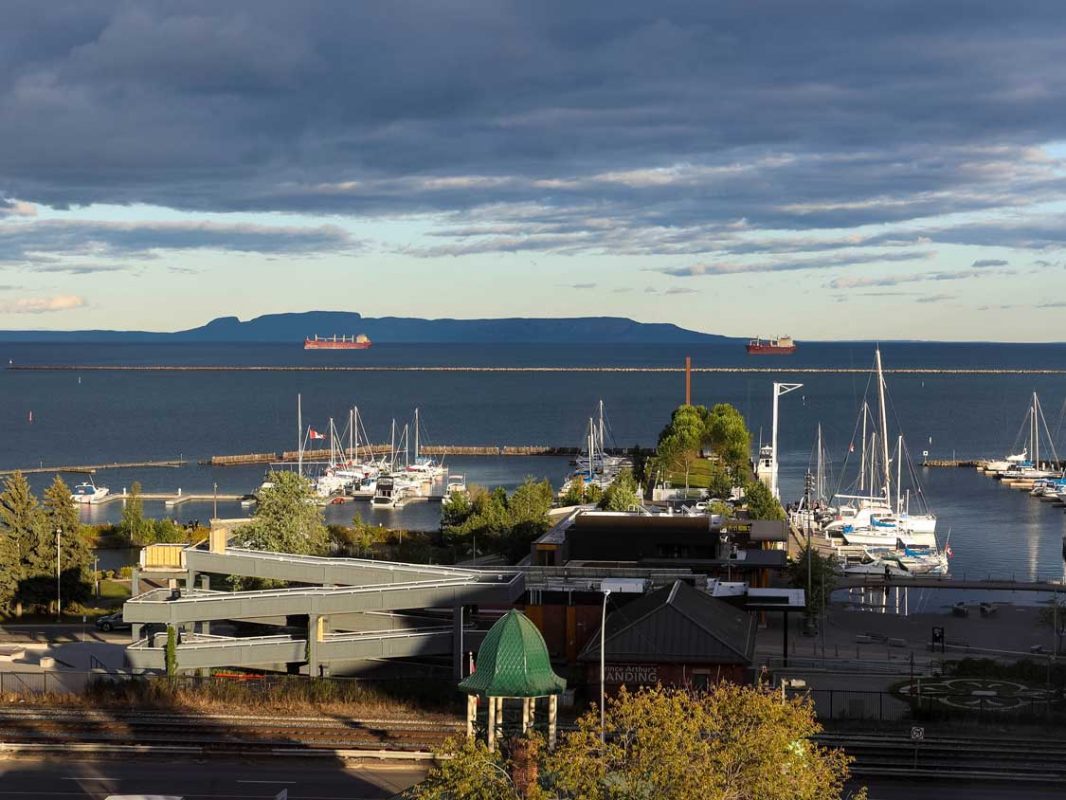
[521,697,531,732]
[487,696,497,751]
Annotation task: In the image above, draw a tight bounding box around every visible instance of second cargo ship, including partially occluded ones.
[304,334,372,350]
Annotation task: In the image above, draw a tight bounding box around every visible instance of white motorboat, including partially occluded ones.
[71,478,109,504]
[442,474,468,506]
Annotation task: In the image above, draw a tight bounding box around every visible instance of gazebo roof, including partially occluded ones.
[458,609,566,698]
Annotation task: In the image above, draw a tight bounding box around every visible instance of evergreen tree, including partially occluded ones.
[43,475,93,605]
[0,472,49,608]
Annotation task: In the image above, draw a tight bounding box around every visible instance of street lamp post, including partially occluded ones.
[54,527,62,622]
[213,482,218,519]
[600,588,612,744]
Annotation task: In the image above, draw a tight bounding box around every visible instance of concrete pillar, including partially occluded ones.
[130,567,141,598]
[452,604,465,679]
[199,575,210,636]
[308,614,327,676]
[466,694,477,739]
[548,694,558,750]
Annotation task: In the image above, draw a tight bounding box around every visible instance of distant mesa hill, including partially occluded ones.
[0,311,734,344]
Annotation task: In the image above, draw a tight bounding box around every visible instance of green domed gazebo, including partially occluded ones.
[459,609,566,750]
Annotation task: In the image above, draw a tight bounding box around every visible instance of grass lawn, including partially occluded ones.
[663,457,715,489]
[99,579,132,600]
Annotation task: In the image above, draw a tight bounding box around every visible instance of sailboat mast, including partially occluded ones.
[403,424,410,467]
[1033,393,1040,466]
[349,408,354,464]
[390,419,396,470]
[816,423,824,503]
[896,435,903,513]
[588,418,595,476]
[414,408,420,462]
[876,349,891,501]
[859,404,868,493]
[598,400,605,462]
[297,394,303,478]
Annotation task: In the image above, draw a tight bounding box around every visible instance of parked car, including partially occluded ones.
[95,612,132,632]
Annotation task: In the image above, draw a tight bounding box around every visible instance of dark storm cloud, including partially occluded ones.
[3,2,1066,259]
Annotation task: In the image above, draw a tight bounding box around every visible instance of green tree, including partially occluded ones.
[0,472,51,609]
[559,477,586,506]
[599,468,641,511]
[164,626,178,676]
[706,462,733,498]
[441,490,473,529]
[120,481,154,546]
[43,476,93,604]
[412,686,860,800]
[744,480,786,521]
[235,471,329,555]
[702,403,752,470]
[789,548,838,619]
[547,685,860,800]
[404,737,532,800]
[658,432,700,490]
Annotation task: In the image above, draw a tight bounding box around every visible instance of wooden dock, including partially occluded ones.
[87,490,243,507]
[0,459,187,476]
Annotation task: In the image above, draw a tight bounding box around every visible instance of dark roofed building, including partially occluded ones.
[578,580,756,692]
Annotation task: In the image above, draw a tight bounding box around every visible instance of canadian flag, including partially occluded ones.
[309,428,325,440]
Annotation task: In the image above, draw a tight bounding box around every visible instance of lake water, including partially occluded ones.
[2,341,1064,583]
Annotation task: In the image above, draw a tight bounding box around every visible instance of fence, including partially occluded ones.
[792,687,1066,725]
[0,664,457,701]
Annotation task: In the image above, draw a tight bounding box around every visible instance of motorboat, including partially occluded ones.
[71,478,109,504]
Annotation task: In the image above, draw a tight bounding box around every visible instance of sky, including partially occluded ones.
[2,2,1066,340]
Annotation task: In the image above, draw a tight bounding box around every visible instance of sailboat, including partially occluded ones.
[559,400,631,497]
[989,393,1061,480]
[827,349,948,575]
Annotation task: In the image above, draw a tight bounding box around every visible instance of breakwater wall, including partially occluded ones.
[201,446,647,466]
[9,365,1066,375]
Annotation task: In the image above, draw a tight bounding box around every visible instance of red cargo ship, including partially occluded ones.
[746,335,796,355]
[304,334,372,350]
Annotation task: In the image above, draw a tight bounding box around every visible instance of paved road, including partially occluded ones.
[0,757,426,798]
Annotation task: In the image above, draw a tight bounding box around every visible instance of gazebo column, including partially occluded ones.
[487,696,498,751]
[466,694,477,739]
[548,694,558,750]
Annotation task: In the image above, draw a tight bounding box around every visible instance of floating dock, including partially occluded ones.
[83,490,243,507]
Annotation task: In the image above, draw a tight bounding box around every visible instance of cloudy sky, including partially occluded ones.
[2,1,1066,339]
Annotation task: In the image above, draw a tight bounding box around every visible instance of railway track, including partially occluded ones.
[0,708,463,750]
[4,708,1066,781]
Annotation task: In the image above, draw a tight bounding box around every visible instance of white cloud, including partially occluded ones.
[0,294,86,313]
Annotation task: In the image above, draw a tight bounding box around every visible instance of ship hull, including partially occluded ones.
[304,341,372,350]
[746,344,796,355]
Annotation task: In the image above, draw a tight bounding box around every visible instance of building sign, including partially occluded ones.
[605,664,659,685]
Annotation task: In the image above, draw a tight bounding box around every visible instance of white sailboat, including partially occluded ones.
[829,349,948,574]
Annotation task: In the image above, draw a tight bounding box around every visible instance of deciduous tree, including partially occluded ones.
[745,480,786,520]
[599,468,641,511]
[235,471,329,555]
